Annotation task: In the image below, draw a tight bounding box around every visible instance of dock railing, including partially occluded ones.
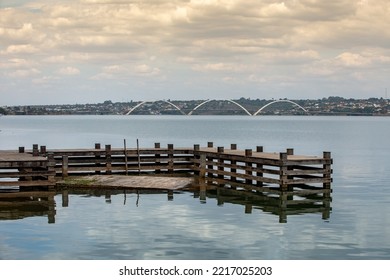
[1,142,332,193]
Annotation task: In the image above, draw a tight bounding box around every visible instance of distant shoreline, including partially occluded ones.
[1,97,389,116]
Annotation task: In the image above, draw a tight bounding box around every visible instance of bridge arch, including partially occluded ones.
[253,100,308,116]
[125,100,186,115]
[188,99,252,116]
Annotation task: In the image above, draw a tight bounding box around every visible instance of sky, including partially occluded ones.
[1,0,390,105]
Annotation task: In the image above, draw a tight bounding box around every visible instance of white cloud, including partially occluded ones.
[2,44,39,54]
[336,52,372,67]
[8,68,40,78]
[58,66,81,75]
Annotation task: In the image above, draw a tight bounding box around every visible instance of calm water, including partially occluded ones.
[1,115,390,260]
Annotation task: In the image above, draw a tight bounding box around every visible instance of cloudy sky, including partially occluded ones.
[1,0,389,105]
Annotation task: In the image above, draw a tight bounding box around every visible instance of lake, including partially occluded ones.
[1,115,390,259]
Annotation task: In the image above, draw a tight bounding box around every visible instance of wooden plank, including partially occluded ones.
[0,171,55,178]
[193,158,281,175]
[0,180,54,187]
[196,167,281,185]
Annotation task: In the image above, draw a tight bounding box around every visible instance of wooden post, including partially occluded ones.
[136,139,141,174]
[230,144,237,182]
[95,143,101,174]
[155,143,161,174]
[105,144,112,175]
[168,144,174,174]
[32,144,39,156]
[286,148,294,187]
[217,147,224,179]
[193,144,200,176]
[40,145,46,156]
[245,149,252,184]
[47,152,56,189]
[256,146,263,187]
[323,151,332,192]
[279,152,288,191]
[123,139,128,175]
[62,155,68,178]
[206,143,213,177]
[286,148,294,155]
[199,153,206,178]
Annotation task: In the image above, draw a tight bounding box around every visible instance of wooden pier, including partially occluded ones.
[0,145,55,189]
[0,142,332,195]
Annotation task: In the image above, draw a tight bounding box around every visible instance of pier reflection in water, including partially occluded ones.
[191,178,331,223]
[0,191,56,224]
[1,177,330,224]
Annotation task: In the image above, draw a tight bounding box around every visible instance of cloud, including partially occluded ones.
[1,0,390,104]
[336,52,372,67]
[2,44,39,54]
[58,66,81,75]
[8,68,40,78]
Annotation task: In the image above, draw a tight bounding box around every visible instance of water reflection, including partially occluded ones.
[191,178,331,223]
[0,191,56,224]
[1,177,331,224]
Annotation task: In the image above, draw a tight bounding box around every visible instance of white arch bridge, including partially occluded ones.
[124,99,309,116]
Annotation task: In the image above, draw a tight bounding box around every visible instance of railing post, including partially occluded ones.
[286,148,294,155]
[105,144,112,175]
[32,144,39,156]
[95,143,101,174]
[40,145,47,156]
[62,155,68,178]
[217,147,224,179]
[155,143,161,174]
[245,149,253,184]
[123,139,128,175]
[256,146,263,186]
[47,152,56,189]
[168,144,174,174]
[279,152,288,191]
[230,144,237,182]
[323,151,332,192]
[286,148,294,182]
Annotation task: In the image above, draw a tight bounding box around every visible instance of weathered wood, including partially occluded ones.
[105,144,112,175]
[1,143,332,193]
[62,155,68,178]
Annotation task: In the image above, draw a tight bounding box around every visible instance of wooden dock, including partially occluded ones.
[0,146,55,189]
[0,142,332,195]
